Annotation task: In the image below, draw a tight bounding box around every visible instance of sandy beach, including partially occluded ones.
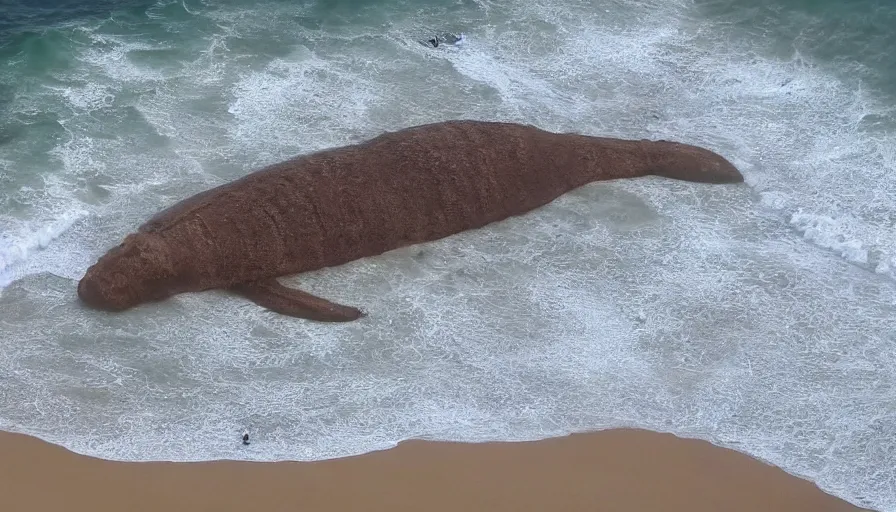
[0,427,869,512]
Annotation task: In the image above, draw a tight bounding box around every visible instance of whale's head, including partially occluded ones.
[78,232,184,312]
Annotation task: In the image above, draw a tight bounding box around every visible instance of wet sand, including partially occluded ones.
[0,428,869,512]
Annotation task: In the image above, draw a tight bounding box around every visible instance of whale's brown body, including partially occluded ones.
[77,120,743,321]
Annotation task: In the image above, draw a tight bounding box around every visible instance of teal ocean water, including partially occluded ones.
[1,0,895,509]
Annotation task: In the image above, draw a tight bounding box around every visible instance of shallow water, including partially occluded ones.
[1,0,895,510]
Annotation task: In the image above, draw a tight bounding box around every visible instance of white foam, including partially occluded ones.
[789,212,869,265]
[0,209,87,288]
[77,31,169,83]
[427,39,579,120]
[41,82,114,111]
[227,50,382,162]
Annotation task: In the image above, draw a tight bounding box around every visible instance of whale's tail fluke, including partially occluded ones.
[646,140,744,184]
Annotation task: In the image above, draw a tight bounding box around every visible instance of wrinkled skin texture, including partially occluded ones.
[78,120,743,321]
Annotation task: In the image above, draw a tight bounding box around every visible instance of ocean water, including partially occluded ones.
[1,0,894,509]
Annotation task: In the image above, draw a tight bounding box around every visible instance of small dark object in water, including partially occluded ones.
[421,33,464,48]
[242,432,250,445]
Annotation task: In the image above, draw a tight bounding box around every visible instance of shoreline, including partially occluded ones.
[0,427,872,512]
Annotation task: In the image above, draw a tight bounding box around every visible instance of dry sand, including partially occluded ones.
[0,428,869,512]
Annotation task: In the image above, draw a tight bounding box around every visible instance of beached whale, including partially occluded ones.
[77,120,743,321]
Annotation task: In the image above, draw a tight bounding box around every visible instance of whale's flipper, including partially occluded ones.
[233,278,365,322]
